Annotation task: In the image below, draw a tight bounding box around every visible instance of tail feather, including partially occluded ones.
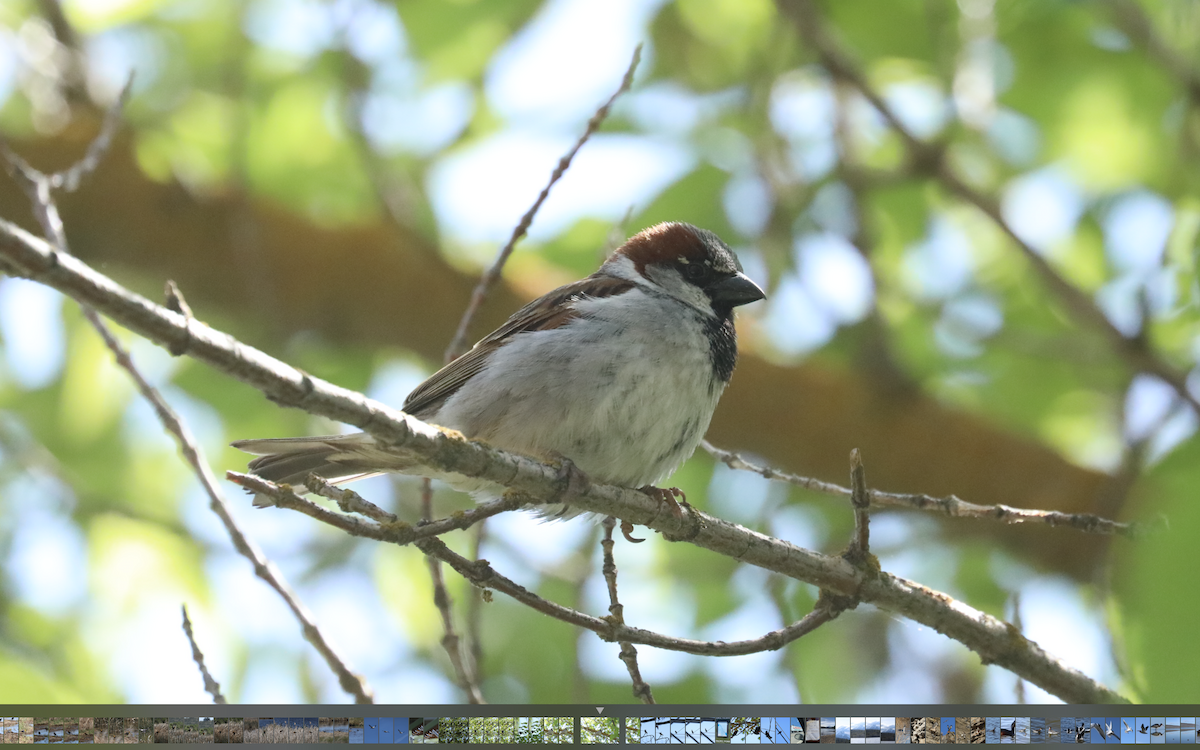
[232,433,371,456]
[232,432,508,506]
[232,434,386,506]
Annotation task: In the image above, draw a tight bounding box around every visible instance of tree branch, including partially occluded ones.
[425,528,485,704]
[702,441,1146,537]
[0,218,1127,703]
[181,604,227,705]
[846,449,871,562]
[418,527,845,658]
[600,517,655,704]
[229,472,524,545]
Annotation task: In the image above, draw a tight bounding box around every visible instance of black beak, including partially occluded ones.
[709,272,765,307]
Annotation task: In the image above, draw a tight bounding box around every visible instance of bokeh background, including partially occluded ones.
[0,0,1197,704]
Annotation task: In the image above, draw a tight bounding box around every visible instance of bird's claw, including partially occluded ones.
[617,486,687,542]
[639,485,687,518]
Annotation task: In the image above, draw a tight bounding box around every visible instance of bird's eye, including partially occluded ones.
[684,263,706,281]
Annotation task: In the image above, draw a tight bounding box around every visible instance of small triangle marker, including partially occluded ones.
[596,708,604,715]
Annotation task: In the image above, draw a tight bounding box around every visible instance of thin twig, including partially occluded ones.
[601,517,654,704]
[162,280,195,357]
[0,73,134,196]
[313,471,485,702]
[763,573,804,702]
[702,441,1146,537]
[181,604,227,704]
[442,45,642,361]
[0,219,1130,703]
[1012,593,1026,705]
[426,530,486,704]
[465,522,487,691]
[846,449,870,561]
[305,473,397,523]
[417,472,484,702]
[230,472,523,545]
[778,0,1200,415]
[235,476,845,658]
[0,84,373,704]
[418,534,844,657]
[84,318,380,704]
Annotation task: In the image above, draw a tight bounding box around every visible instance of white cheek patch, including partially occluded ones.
[644,265,714,315]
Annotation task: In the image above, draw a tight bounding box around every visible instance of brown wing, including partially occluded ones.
[402,274,635,419]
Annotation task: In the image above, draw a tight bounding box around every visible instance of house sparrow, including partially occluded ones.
[233,222,765,533]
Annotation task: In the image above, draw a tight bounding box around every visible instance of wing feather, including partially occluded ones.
[402,274,635,418]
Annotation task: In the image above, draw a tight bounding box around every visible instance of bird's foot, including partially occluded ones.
[618,486,687,543]
[639,485,687,518]
[550,454,590,503]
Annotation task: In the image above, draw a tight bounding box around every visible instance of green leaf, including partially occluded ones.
[1113,438,1200,703]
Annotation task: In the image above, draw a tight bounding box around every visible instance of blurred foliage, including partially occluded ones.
[0,0,1197,706]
